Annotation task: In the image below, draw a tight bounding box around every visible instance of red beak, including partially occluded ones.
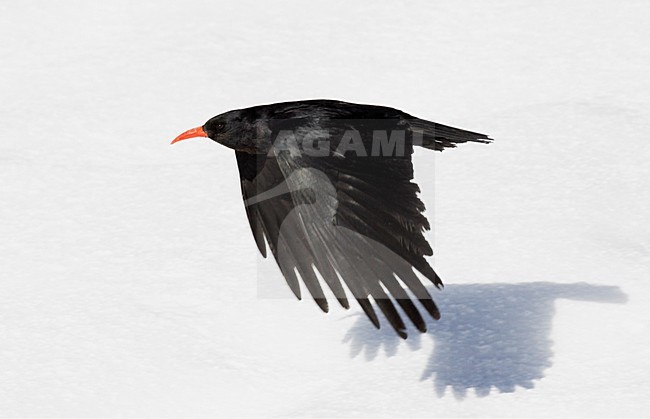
[171,126,208,144]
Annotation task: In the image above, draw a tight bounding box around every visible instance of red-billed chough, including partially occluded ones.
[172,99,491,338]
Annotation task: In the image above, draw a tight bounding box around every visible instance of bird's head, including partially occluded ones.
[172,110,270,152]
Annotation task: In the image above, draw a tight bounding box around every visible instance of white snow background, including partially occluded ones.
[1,0,649,417]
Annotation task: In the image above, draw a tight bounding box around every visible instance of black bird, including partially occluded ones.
[172,99,491,338]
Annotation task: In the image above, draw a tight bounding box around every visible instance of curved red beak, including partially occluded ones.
[171,126,208,144]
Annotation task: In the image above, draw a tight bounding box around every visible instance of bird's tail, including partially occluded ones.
[408,118,492,151]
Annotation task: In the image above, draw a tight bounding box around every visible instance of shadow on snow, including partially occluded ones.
[343,282,627,398]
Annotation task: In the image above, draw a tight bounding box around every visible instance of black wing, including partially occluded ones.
[235,110,489,338]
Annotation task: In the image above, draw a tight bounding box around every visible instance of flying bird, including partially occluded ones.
[172,99,491,338]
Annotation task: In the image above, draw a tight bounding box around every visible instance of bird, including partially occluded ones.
[172,99,491,338]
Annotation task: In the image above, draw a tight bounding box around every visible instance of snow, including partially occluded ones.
[1,0,649,416]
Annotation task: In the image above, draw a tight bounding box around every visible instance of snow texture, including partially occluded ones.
[1,0,649,417]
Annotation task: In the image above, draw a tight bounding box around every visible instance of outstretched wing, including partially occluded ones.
[235,113,489,338]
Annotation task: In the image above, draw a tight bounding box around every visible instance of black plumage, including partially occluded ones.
[172,99,491,338]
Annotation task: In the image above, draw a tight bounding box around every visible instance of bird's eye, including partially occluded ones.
[216,122,226,130]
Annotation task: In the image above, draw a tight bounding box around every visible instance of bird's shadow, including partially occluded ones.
[342,282,627,398]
